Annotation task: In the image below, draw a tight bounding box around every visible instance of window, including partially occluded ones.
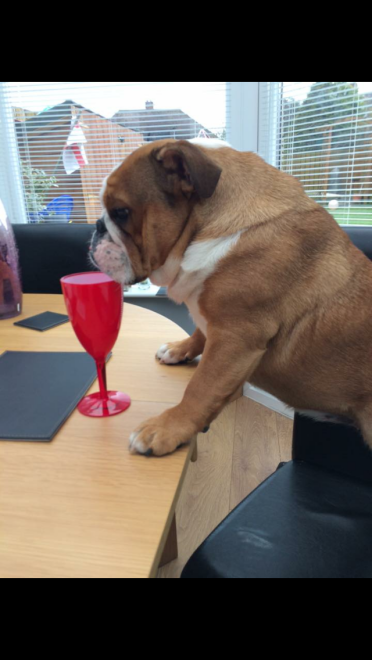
[259,82,372,225]
[0,82,229,224]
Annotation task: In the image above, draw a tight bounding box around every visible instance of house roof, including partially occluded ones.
[15,99,216,141]
[15,100,123,134]
[112,105,216,141]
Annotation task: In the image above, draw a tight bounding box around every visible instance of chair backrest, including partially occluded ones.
[343,226,372,261]
[11,222,372,300]
[13,223,96,294]
[293,413,372,484]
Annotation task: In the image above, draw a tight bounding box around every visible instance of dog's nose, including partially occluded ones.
[96,218,106,235]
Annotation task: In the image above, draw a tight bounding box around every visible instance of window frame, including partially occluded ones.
[1,81,237,224]
[0,82,28,224]
[228,82,259,152]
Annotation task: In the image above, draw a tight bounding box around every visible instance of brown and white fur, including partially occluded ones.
[91,138,372,456]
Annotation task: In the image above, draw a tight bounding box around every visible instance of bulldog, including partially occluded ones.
[91,138,372,457]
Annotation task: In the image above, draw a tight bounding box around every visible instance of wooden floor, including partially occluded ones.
[157,398,293,579]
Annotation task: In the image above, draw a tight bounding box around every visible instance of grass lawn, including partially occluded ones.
[329,207,372,226]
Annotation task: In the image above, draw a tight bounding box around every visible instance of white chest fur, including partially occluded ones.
[153,231,243,336]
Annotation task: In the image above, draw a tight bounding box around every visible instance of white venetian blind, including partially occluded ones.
[259,82,372,225]
[1,82,229,224]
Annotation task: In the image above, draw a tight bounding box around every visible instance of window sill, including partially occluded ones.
[124,283,166,298]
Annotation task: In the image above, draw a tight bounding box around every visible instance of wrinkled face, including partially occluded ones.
[90,140,222,285]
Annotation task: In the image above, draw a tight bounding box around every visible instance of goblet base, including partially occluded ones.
[78,391,131,418]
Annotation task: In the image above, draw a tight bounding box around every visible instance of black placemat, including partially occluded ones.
[0,351,98,442]
[14,311,69,332]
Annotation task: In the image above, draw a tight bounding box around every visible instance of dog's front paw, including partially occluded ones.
[156,341,191,365]
[129,411,196,457]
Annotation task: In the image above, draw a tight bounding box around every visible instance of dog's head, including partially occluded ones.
[90,140,222,285]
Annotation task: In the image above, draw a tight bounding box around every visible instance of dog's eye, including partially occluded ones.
[112,208,130,223]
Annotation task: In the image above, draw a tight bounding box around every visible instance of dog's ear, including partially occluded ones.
[152,141,222,199]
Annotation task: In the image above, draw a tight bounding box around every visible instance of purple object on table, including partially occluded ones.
[0,199,22,320]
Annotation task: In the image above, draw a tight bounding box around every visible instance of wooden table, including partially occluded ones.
[0,294,198,578]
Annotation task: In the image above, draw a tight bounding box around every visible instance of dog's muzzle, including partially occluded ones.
[90,217,134,285]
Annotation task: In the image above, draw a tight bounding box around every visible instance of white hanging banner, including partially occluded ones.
[63,122,88,175]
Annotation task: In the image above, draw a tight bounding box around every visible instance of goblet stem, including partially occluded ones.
[96,360,108,400]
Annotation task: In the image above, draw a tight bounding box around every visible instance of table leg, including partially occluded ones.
[191,437,198,463]
[159,513,178,567]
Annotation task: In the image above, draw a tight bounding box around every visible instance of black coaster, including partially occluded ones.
[14,311,69,332]
[0,351,98,442]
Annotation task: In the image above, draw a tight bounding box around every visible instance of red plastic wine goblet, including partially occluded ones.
[61,272,131,417]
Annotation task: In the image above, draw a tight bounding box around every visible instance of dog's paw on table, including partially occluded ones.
[156,342,193,365]
[129,411,197,457]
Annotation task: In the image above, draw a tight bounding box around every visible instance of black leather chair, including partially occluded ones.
[13,223,96,294]
[181,225,372,579]
[182,415,372,578]
[342,226,372,260]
